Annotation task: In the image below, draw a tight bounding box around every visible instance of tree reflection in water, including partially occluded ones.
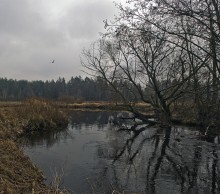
[96,118,220,194]
[21,111,220,193]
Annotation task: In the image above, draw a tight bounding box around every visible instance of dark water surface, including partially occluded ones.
[22,111,220,194]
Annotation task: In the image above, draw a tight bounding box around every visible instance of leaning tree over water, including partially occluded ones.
[82,0,220,126]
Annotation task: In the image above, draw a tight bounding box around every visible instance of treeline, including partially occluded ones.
[0,77,110,101]
[0,76,140,101]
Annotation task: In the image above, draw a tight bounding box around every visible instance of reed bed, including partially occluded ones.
[15,98,68,133]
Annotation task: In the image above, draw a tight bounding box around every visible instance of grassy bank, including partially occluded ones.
[0,100,211,126]
[0,99,69,193]
[16,99,68,133]
[0,100,151,111]
[0,100,203,126]
[57,101,151,111]
[0,140,47,193]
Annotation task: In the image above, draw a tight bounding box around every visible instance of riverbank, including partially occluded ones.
[1,100,217,128]
[0,99,69,193]
[0,100,217,193]
[0,108,46,193]
[0,101,150,111]
[0,100,205,126]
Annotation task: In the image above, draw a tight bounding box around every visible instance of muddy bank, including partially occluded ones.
[0,140,46,193]
[0,109,46,193]
[0,99,69,194]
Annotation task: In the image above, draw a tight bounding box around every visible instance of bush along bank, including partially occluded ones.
[16,98,69,133]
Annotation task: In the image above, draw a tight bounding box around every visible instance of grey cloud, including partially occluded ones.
[61,0,116,40]
[0,0,43,36]
[0,0,119,80]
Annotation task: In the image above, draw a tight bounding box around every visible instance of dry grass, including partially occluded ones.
[0,108,24,140]
[0,99,70,194]
[57,101,151,111]
[15,98,68,133]
[0,140,47,193]
[170,101,197,125]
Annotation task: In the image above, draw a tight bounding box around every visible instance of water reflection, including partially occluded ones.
[20,111,128,148]
[68,111,130,129]
[23,111,220,194]
[98,124,220,194]
[20,127,72,148]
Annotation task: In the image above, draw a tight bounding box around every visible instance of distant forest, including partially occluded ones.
[0,76,140,101]
[0,77,109,101]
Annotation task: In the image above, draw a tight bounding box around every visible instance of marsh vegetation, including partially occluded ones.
[0,98,69,193]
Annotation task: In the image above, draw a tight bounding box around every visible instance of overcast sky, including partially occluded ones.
[0,0,124,81]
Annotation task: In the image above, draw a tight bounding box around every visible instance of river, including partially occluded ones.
[21,110,220,194]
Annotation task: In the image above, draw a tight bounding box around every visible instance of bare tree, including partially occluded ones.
[82,0,220,127]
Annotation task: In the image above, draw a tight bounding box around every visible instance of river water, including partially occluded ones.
[22,111,220,194]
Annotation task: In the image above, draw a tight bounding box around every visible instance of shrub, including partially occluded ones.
[16,98,68,133]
